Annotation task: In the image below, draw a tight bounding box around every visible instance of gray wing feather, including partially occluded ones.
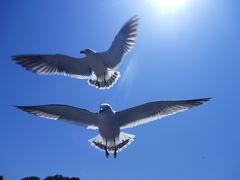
[11,54,92,79]
[15,104,98,129]
[116,98,211,129]
[101,16,139,69]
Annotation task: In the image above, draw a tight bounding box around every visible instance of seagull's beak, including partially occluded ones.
[80,50,85,54]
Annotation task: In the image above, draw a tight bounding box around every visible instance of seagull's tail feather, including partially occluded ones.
[89,132,135,154]
[88,70,120,89]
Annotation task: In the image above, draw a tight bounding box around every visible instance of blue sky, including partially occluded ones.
[1,0,240,179]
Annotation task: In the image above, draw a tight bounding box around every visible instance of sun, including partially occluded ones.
[153,0,189,14]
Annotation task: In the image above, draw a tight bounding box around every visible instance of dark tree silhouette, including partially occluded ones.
[44,175,80,180]
[21,176,40,180]
[0,176,3,180]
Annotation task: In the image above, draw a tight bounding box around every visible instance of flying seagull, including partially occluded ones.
[15,98,210,158]
[11,16,138,89]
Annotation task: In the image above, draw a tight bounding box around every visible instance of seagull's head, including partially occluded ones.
[80,48,96,56]
[99,104,114,113]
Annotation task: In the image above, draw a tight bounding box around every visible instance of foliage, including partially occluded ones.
[44,175,80,180]
[21,176,40,180]
[20,175,79,180]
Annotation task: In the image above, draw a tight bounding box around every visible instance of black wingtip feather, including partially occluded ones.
[185,98,212,107]
[11,55,28,61]
[196,97,212,102]
[130,15,139,21]
[13,105,30,111]
[11,55,22,60]
[13,105,22,109]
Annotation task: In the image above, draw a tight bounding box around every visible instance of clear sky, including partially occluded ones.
[1,0,240,179]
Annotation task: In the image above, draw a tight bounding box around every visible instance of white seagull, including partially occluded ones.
[11,16,138,89]
[15,98,210,158]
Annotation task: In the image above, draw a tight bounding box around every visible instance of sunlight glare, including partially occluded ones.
[153,0,189,14]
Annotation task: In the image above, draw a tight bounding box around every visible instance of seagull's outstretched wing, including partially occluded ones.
[15,104,98,129]
[11,54,92,79]
[116,98,211,129]
[102,16,139,69]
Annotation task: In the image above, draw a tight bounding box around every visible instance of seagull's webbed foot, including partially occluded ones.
[105,138,109,158]
[114,149,117,158]
[105,149,109,158]
[114,138,117,158]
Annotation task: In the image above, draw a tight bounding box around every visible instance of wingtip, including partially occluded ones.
[12,105,24,110]
[201,97,212,102]
[192,98,212,106]
[132,15,139,19]
[11,54,36,60]
[11,55,25,61]
[13,105,33,112]
[130,15,139,22]
[11,55,18,60]
[182,97,212,106]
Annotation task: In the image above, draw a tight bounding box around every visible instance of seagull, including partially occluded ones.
[15,98,210,158]
[11,16,138,89]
